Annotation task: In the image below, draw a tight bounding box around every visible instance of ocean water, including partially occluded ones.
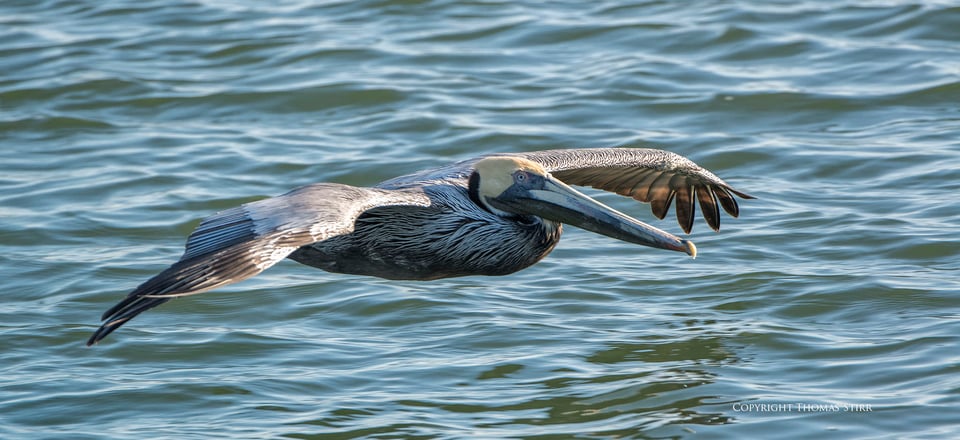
[2,0,958,438]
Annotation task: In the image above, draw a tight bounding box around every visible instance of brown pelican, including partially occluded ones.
[87,148,752,346]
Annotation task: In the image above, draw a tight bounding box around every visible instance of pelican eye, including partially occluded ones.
[513,170,530,184]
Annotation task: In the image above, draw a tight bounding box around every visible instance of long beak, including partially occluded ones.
[490,176,697,257]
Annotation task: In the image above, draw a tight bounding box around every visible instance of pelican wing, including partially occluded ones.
[514,148,754,233]
[88,183,429,345]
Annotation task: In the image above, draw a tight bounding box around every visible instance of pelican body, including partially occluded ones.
[88,148,752,345]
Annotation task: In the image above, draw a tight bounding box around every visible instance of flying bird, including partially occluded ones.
[87,148,753,345]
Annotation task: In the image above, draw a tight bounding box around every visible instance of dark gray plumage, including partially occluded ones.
[88,148,752,345]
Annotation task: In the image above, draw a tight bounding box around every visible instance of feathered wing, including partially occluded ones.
[87,183,430,345]
[512,148,754,233]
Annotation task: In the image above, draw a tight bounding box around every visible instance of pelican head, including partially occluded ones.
[469,156,697,257]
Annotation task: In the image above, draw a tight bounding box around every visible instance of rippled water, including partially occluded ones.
[2,0,958,438]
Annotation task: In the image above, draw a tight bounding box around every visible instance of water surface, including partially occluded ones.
[2,1,958,438]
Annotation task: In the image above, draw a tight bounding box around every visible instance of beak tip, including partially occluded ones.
[683,240,697,259]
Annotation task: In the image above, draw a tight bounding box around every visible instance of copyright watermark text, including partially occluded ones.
[732,402,873,412]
